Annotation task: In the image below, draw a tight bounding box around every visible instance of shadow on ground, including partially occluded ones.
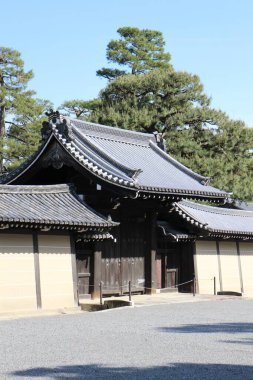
[12,363,253,380]
[158,322,253,334]
[157,322,253,345]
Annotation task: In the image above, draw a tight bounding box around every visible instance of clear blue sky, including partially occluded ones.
[1,0,253,127]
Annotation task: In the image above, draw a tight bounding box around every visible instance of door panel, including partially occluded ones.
[165,268,178,288]
[75,242,92,298]
[120,215,145,293]
[162,248,179,288]
[76,253,91,296]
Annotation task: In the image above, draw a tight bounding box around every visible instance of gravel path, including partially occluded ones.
[0,299,253,379]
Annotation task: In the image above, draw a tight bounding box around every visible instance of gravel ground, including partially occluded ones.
[0,299,253,379]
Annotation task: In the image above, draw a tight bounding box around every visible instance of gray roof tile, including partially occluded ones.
[69,118,227,198]
[0,184,116,229]
[174,200,253,236]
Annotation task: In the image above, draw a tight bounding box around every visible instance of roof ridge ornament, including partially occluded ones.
[153,131,166,151]
[41,110,74,142]
[46,109,61,125]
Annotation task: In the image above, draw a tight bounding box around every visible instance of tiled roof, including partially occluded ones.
[2,114,228,200]
[0,184,117,230]
[69,118,227,198]
[233,201,253,211]
[173,200,253,237]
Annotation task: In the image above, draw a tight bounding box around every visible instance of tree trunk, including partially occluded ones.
[0,105,5,173]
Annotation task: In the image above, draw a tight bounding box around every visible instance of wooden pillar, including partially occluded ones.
[146,211,157,294]
[91,241,102,300]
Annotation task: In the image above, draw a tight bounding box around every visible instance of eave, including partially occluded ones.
[0,184,118,235]
[173,200,253,240]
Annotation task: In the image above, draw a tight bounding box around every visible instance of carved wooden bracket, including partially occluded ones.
[41,142,72,170]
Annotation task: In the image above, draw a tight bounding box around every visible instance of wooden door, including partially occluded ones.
[165,268,178,288]
[120,256,145,293]
[120,215,145,294]
[162,248,179,289]
[76,249,92,298]
[156,253,162,289]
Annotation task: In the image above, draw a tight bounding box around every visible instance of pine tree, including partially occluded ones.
[0,47,51,171]
[5,97,51,170]
[89,69,221,133]
[97,26,172,80]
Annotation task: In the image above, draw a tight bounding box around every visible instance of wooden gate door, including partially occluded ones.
[120,257,145,293]
[76,248,92,298]
[165,268,178,288]
[120,215,145,294]
[162,248,179,289]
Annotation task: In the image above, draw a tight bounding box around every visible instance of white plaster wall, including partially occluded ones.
[239,242,253,296]
[195,241,219,294]
[219,242,241,293]
[0,234,37,313]
[38,235,75,309]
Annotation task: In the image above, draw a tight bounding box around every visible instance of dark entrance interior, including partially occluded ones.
[157,240,194,293]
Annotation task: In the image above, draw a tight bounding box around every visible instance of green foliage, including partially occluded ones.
[97,26,172,80]
[0,47,33,134]
[168,120,253,200]
[5,98,52,170]
[62,26,253,201]
[89,69,221,133]
[0,47,51,171]
[60,99,101,119]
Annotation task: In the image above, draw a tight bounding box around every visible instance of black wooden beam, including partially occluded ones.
[91,242,102,300]
[145,211,157,294]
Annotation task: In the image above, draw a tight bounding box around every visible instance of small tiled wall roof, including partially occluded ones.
[173,200,253,238]
[0,184,117,230]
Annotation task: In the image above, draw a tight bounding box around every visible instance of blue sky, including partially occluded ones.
[1,0,253,127]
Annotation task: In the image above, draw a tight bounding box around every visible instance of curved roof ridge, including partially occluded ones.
[71,126,140,179]
[71,118,155,145]
[149,141,210,185]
